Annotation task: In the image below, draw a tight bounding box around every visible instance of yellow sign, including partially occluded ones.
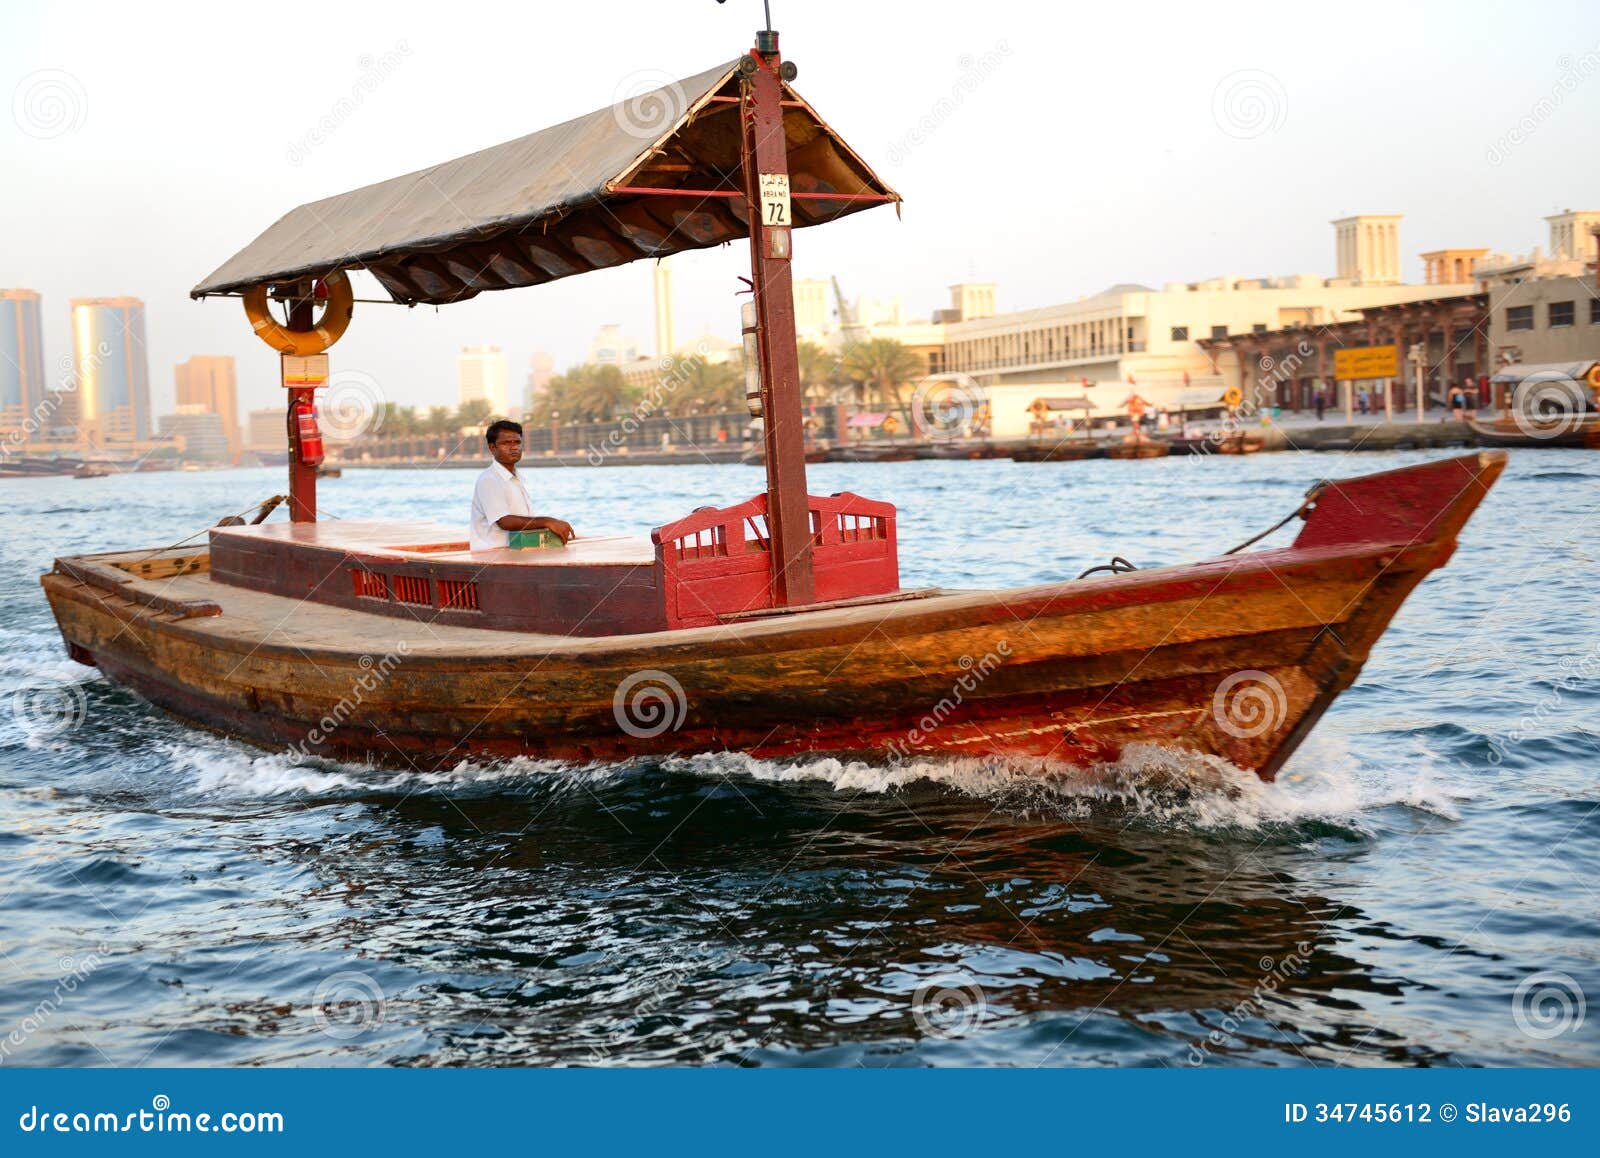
[1333,345,1398,380]
[280,354,328,389]
[881,413,900,434]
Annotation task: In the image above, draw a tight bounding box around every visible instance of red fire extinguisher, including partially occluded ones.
[293,395,325,467]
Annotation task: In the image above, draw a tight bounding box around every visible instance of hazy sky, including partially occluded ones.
[4,0,1598,419]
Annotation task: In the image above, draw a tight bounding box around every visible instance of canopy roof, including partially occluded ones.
[1032,396,1095,411]
[1489,360,1597,384]
[193,57,898,306]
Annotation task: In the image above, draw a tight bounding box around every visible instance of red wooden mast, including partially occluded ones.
[740,29,815,606]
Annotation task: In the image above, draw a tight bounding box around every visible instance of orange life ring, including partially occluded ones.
[242,271,354,355]
[1587,364,1600,390]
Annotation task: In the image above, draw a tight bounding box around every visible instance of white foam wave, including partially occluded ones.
[155,725,1472,836]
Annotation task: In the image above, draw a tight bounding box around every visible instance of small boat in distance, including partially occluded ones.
[1468,361,1600,448]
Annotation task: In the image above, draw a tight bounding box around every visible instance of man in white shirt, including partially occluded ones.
[469,420,575,552]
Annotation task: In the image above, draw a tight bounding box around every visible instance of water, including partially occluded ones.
[2,449,1596,1067]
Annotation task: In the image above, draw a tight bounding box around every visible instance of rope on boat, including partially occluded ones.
[1073,481,1328,580]
[120,494,289,565]
[1076,555,1140,580]
[1221,481,1328,556]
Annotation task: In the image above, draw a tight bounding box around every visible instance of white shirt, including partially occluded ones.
[469,461,534,551]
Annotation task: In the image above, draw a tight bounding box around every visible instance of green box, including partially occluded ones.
[508,528,562,549]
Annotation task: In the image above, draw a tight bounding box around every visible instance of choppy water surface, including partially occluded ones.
[2,450,1596,1067]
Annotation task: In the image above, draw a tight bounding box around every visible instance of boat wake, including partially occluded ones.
[152,729,1469,839]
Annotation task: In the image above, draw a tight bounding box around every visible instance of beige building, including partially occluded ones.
[1488,276,1600,367]
[174,355,240,461]
[245,407,286,453]
[457,345,509,413]
[1332,214,1403,285]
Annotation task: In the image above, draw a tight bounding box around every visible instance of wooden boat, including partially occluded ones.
[1469,362,1600,448]
[1010,441,1104,462]
[38,28,1506,785]
[1104,436,1171,460]
[1468,414,1600,449]
[41,452,1505,780]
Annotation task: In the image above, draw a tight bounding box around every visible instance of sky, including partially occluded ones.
[4,0,1599,420]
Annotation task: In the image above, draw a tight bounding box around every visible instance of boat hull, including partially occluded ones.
[40,454,1505,782]
[1468,416,1600,449]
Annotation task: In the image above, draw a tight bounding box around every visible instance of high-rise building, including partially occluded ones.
[457,345,509,413]
[174,355,240,461]
[69,296,150,444]
[653,258,675,357]
[1,289,45,444]
[525,351,555,411]
[158,405,230,462]
[245,407,286,453]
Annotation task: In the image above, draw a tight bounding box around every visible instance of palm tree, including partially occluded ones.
[839,338,924,411]
[667,355,742,414]
[424,406,454,436]
[455,397,495,430]
[797,340,842,407]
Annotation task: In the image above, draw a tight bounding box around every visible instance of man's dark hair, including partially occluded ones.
[485,419,523,446]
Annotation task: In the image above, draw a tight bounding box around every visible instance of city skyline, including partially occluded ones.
[6,0,1599,421]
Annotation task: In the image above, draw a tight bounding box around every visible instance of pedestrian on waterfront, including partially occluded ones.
[1314,386,1326,421]
[1450,385,1467,421]
[1357,386,1369,416]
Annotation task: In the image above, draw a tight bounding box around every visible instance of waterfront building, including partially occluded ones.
[173,355,240,461]
[69,296,150,445]
[943,217,1482,418]
[245,407,285,453]
[588,324,641,367]
[457,345,509,413]
[1,288,45,444]
[1487,276,1600,369]
[158,405,230,462]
